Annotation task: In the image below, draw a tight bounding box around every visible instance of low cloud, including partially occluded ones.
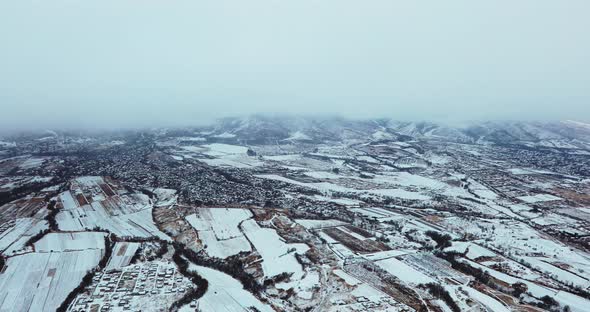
[1,0,589,131]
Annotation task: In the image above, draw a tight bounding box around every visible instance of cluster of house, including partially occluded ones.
[70,261,193,312]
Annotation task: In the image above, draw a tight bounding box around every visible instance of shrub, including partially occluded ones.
[425,231,452,249]
[436,251,491,286]
[420,283,461,312]
[45,200,59,231]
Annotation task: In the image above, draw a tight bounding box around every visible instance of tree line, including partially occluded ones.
[169,243,209,311]
[45,199,59,231]
[174,242,263,294]
[419,283,460,312]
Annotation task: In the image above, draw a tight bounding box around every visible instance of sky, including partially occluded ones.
[0,0,589,130]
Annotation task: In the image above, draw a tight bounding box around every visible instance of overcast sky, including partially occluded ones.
[0,1,589,130]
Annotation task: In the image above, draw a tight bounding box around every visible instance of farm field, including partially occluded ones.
[0,218,48,254]
[56,203,167,239]
[104,242,140,270]
[185,208,252,258]
[54,177,169,239]
[184,264,273,312]
[0,236,104,312]
[241,218,308,280]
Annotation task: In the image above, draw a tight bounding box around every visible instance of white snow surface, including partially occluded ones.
[34,232,106,252]
[202,143,248,156]
[375,257,435,285]
[186,208,252,259]
[0,218,48,254]
[445,242,497,260]
[185,264,273,312]
[518,194,562,203]
[211,132,236,138]
[284,131,311,141]
[241,219,308,279]
[0,247,103,311]
[255,174,431,200]
[56,203,168,239]
[463,287,510,312]
[295,219,347,229]
[105,242,140,270]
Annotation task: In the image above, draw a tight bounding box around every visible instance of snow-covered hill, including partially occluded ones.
[194,115,590,149]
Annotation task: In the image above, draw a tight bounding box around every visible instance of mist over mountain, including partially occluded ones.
[5,115,590,148]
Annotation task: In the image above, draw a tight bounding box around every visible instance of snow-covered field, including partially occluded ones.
[463,259,590,312]
[517,193,562,203]
[186,208,252,258]
[523,256,590,289]
[352,207,404,220]
[375,257,435,285]
[241,219,308,279]
[105,242,140,270]
[57,202,168,239]
[255,174,432,201]
[18,157,47,170]
[178,143,263,168]
[444,242,497,260]
[295,219,347,229]
[201,143,249,156]
[445,218,590,279]
[0,218,48,254]
[0,246,103,311]
[461,286,510,312]
[309,194,362,206]
[184,264,273,312]
[34,232,106,252]
[0,176,52,192]
[59,191,79,210]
